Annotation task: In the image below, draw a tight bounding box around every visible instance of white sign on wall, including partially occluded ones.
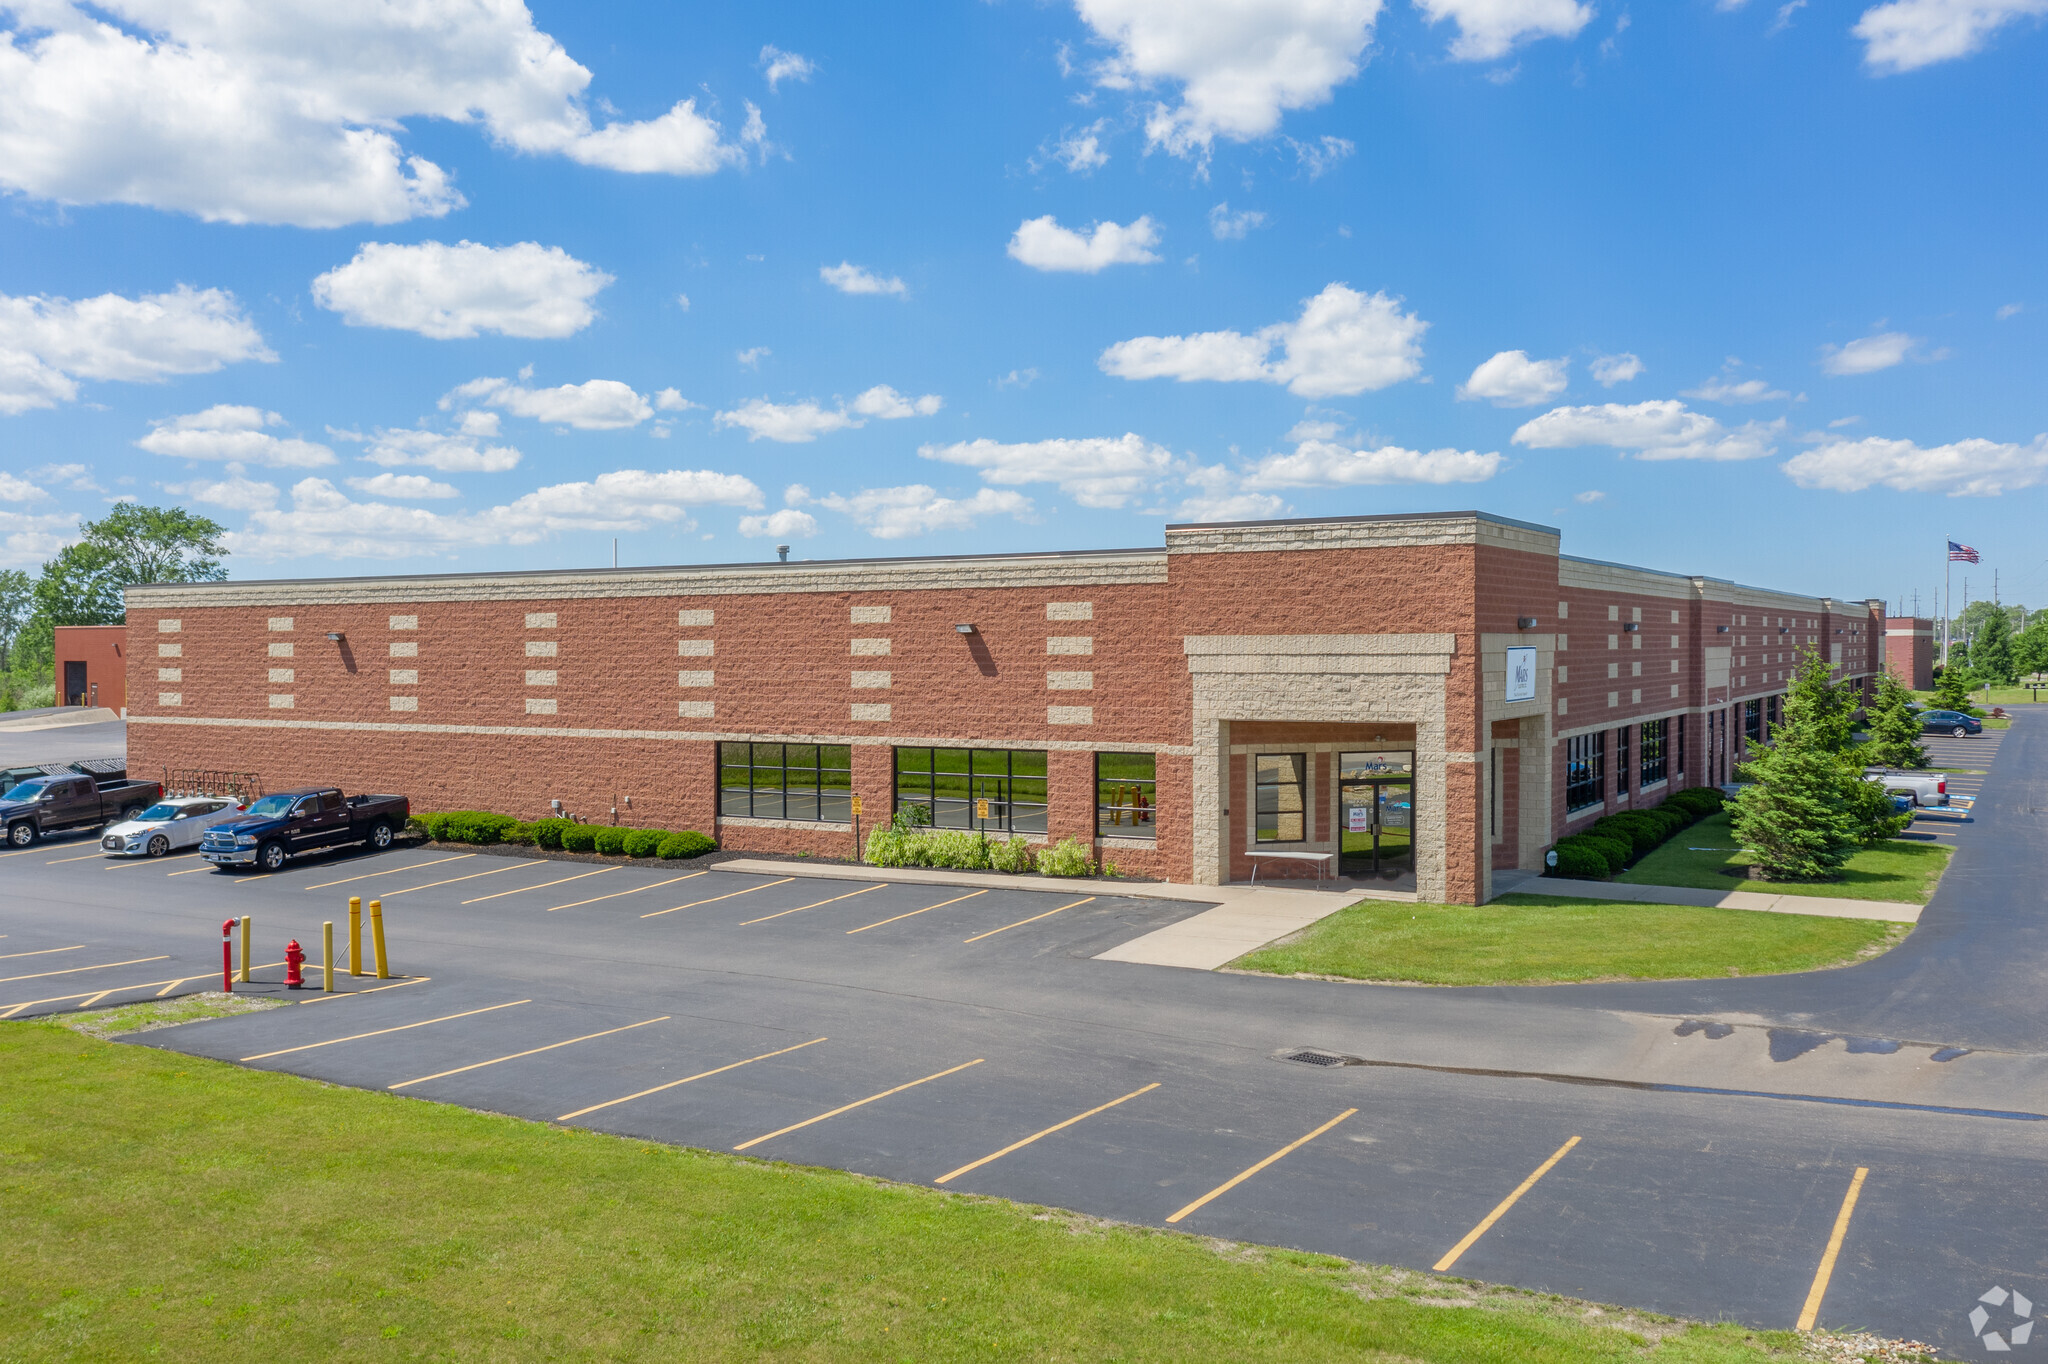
[1505,645,1539,703]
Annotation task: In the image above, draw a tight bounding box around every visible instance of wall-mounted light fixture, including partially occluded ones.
[1716,625,1730,633]
[954,623,977,635]
[1622,622,1640,633]
[1780,627,1791,634]
[1516,616,1539,630]
[326,631,345,641]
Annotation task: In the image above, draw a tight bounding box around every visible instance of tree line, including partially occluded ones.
[0,505,228,710]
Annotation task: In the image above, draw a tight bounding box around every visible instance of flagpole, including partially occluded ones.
[1943,540,1951,668]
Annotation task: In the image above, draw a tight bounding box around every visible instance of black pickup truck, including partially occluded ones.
[0,757,125,800]
[2,772,164,847]
[199,788,411,872]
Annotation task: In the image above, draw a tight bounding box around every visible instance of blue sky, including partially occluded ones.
[0,0,2042,615]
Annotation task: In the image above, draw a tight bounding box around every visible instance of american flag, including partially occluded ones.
[1949,541,1980,563]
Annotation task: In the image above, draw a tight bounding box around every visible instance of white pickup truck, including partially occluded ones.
[1864,768,1948,807]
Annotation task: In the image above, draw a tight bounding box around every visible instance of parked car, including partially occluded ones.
[1863,769,1948,807]
[0,757,125,801]
[199,788,411,872]
[100,796,249,858]
[2,772,164,847]
[1918,709,1983,737]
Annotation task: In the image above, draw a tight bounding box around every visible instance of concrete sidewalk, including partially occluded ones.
[1492,870,1921,923]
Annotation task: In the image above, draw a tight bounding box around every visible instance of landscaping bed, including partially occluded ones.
[1615,814,1949,904]
[1229,894,1903,986]
[0,1016,1893,1362]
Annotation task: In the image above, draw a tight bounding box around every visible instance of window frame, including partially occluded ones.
[1615,725,1632,797]
[1253,752,1309,845]
[1675,712,1687,778]
[1639,717,1668,788]
[1744,698,1763,743]
[892,746,1048,835]
[1095,752,1158,839]
[1565,732,1605,813]
[719,742,854,823]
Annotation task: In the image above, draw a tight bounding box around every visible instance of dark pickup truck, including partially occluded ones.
[3,772,164,847]
[199,788,411,872]
[0,757,125,801]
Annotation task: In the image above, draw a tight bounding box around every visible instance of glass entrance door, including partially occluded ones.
[1338,751,1415,879]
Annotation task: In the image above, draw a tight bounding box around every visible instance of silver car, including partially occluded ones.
[100,797,247,858]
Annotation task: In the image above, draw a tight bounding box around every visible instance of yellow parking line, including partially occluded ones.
[240,999,529,1061]
[295,975,430,1004]
[464,867,613,904]
[739,883,884,926]
[167,865,215,876]
[377,863,537,897]
[936,1082,1159,1185]
[1165,1108,1356,1225]
[641,877,794,919]
[1795,1167,1868,1331]
[43,851,109,865]
[0,945,85,961]
[0,845,47,859]
[846,889,988,935]
[105,853,200,869]
[302,854,475,890]
[389,1015,671,1090]
[547,872,706,912]
[1432,1135,1581,1271]
[734,1058,984,1152]
[558,1036,829,1122]
[0,954,169,984]
[963,897,1095,943]
[0,966,264,1017]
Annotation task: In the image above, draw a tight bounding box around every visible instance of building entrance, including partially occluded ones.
[1338,751,1414,880]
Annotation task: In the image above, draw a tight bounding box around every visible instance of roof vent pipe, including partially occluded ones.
[776,545,790,563]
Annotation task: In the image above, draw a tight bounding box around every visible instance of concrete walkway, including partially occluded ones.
[1492,869,1921,923]
[0,705,122,732]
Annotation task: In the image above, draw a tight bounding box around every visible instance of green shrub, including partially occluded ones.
[527,818,575,850]
[1588,818,1654,857]
[503,822,538,846]
[1673,785,1726,813]
[622,829,664,857]
[1548,841,1611,878]
[592,826,631,856]
[560,824,598,853]
[1038,836,1096,877]
[656,830,717,859]
[443,811,518,845]
[988,836,1035,874]
[418,812,452,841]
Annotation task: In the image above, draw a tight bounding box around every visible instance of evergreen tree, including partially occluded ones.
[1933,663,1980,715]
[1865,670,1928,769]
[1973,606,2017,685]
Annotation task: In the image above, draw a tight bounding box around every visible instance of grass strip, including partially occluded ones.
[1231,894,1902,986]
[1616,814,1949,904]
[2,1017,1831,1362]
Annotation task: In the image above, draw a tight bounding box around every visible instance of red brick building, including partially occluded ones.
[54,624,127,712]
[124,511,1882,904]
[1884,616,1936,691]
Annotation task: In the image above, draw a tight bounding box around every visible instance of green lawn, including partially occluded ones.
[1230,893,1901,986]
[1616,813,1950,903]
[0,1018,1830,1363]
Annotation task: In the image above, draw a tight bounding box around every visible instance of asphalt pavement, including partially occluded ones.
[0,716,2040,1353]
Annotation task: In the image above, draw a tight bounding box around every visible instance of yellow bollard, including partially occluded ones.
[322,921,334,992]
[238,915,251,983]
[349,896,363,977]
[369,899,389,979]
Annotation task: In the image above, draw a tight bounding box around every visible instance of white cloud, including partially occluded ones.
[1414,0,1597,59]
[759,45,816,91]
[1007,215,1162,273]
[821,262,908,297]
[0,507,79,569]
[346,472,459,499]
[0,472,47,501]
[792,483,1033,540]
[1045,122,1111,172]
[1575,489,1606,503]
[1683,375,1792,404]
[852,385,944,419]
[996,368,1039,389]
[363,428,522,473]
[715,386,941,442]
[920,433,1174,508]
[311,241,613,340]
[226,468,763,560]
[1590,352,1643,386]
[1074,0,1381,157]
[1208,202,1267,240]
[1170,468,1289,523]
[1854,0,2048,73]
[1100,282,1427,398]
[137,405,335,468]
[1783,433,2048,496]
[164,470,281,512]
[27,462,101,492]
[444,376,653,430]
[1458,350,1568,407]
[737,508,820,539]
[0,286,271,415]
[1768,0,1809,34]
[1288,134,1355,177]
[737,347,771,369]
[0,2,759,228]
[1513,400,1783,461]
[1819,330,1919,375]
[655,389,696,412]
[1998,302,2024,320]
[1243,439,1502,487]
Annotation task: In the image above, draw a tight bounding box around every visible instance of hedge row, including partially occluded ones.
[862,828,1107,877]
[1546,787,1726,879]
[412,811,716,861]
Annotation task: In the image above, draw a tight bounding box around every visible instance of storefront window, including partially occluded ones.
[1640,718,1667,787]
[893,747,1047,834]
[1566,733,1605,812]
[719,743,853,821]
[1096,753,1157,837]
[1254,753,1307,843]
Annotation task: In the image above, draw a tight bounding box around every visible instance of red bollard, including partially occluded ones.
[221,918,237,993]
[284,938,305,991]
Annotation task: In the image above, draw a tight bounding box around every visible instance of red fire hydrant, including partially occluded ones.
[221,918,236,993]
[284,938,306,991]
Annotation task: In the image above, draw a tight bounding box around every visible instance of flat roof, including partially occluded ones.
[1165,508,1561,536]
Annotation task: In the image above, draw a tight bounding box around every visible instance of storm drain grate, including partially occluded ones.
[1285,1050,1349,1067]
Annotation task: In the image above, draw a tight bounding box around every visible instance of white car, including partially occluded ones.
[100,797,247,857]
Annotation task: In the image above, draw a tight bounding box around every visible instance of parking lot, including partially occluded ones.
[3,718,2043,1354]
